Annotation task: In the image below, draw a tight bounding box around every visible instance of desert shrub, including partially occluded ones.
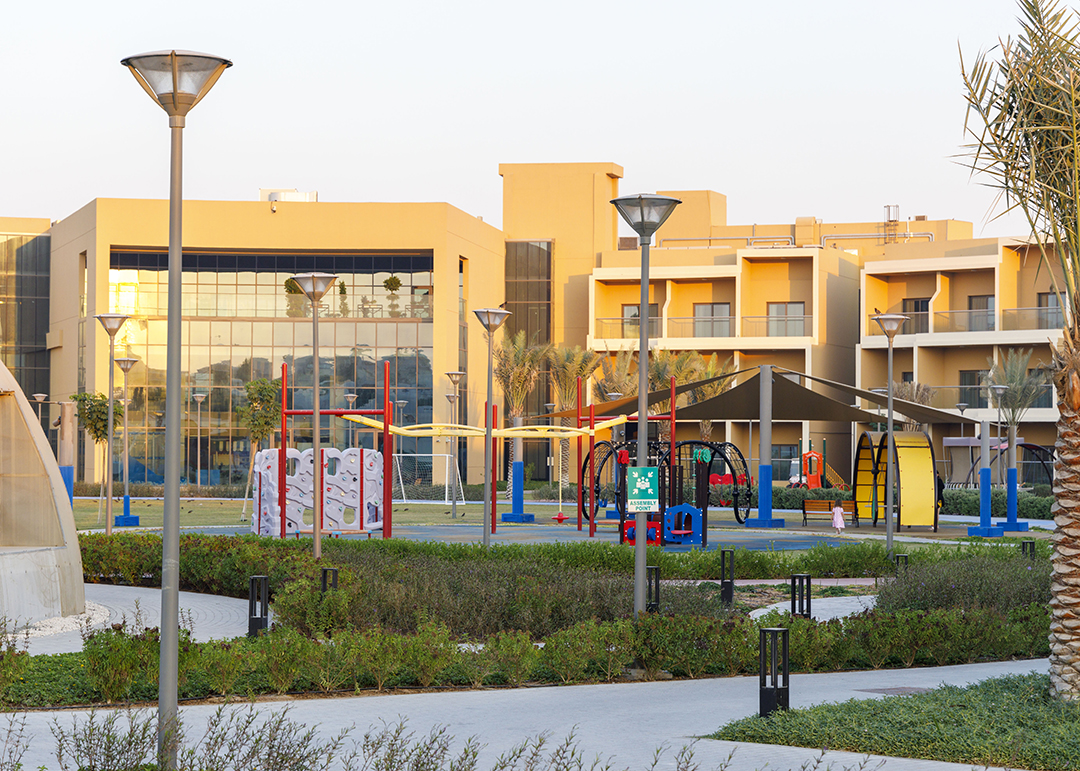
[875,555,1051,613]
[486,631,538,686]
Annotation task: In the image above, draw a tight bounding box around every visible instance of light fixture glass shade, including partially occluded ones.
[611,193,682,238]
[956,402,968,412]
[192,393,206,404]
[473,307,511,332]
[121,50,232,117]
[345,394,358,406]
[445,371,466,386]
[871,313,909,338]
[446,393,458,405]
[606,392,623,400]
[32,393,48,402]
[290,272,339,302]
[114,357,139,374]
[95,313,130,336]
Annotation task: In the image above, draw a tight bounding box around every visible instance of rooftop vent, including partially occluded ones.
[259,188,318,203]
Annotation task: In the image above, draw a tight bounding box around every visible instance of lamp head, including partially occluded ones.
[445,371,466,386]
[95,313,130,337]
[606,392,623,400]
[192,393,206,404]
[345,394,358,406]
[956,402,968,414]
[121,50,232,118]
[871,313,909,339]
[446,393,458,405]
[289,272,339,302]
[114,357,139,374]
[610,193,682,239]
[473,307,511,333]
[32,393,47,403]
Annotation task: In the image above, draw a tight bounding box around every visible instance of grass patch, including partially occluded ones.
[713,673,1079,771]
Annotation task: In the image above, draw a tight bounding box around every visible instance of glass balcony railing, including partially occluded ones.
[934,309,996,333]
[667,316,735,338]
[595,317,660,339]
[741,316,811,337]
[1001,307,1065,331]
[921,384,1056,411]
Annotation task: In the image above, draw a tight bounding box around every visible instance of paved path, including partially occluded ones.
[14,658,1043,770]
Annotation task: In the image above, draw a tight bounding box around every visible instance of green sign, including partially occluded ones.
[627,466,659,513]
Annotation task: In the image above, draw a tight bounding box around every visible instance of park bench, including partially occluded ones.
[801,499,835,526]
[842,499,857,527]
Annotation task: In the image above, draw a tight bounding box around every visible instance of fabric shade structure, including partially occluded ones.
[537,370,749,420]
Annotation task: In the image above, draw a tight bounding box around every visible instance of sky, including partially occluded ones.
[0,0,1044,236]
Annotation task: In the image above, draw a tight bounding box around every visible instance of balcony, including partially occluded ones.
[667,316,735,338]
[934,309,995,333]
[867,312,928,336]
[742,315,811,337]
[1001,307,1064,331]
[595,317,660,339]
[918,384,1056,411]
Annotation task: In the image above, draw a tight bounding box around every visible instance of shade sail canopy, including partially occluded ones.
[676,373,885,423]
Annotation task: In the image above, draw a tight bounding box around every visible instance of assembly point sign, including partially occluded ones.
[627,466,659,513]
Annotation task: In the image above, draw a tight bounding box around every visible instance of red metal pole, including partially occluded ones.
[576,376,583,532]
[383,360,392,539]
[491,403,498,535]
[589,403,596,538]
[670,375,676,464]
[279,364,288,540]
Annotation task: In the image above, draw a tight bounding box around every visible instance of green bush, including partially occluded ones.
[73,481,247,499]
[875,555,1051,614]
[941,487,1053,519]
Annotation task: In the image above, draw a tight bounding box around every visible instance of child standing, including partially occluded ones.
[831,501,846,536]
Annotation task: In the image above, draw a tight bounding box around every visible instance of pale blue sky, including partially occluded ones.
[0,0,1038,235]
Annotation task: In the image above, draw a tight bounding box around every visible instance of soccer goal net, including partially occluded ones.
[392,453,466,503]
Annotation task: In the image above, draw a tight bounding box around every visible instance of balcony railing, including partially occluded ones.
[934,309,995,333]
[920,384,1056,411]
[867,312,928,336]
[1001,306,1065,331]
[667,316,735,338]
[595,317,660,339]
[742,316,811,337]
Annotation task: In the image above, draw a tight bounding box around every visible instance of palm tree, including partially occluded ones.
[985,348,1051,432]
[892,381,937,432]
[962,0,1080,699]
[548,346,603,490]
[647,350,703,441]
[493,330,554,499]
[688,354,736,441]
[592,348,638,404]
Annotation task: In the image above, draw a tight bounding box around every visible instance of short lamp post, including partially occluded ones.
[95,313,129,537]
[32,393,47,423]
[121,50,231,763]
[871,312,908,558]
[115,357,138,519]
[611,193,681,617]
[446,393,459,518]
[956,402,968,439]
[445,371,466,516]
[290,272,338,561]
[192,392,206,488]
[345,393,358,449]
[473,308,512,548]
[990,384,1008,486]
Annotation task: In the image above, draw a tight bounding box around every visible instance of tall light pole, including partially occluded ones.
[446,393,459,517]
[192,392,206,488]
[872,312,908,558]
[32,393,47,424]
[611,193,681,617]
[990,384,1008,486]
[956,402,968,438]
[473,309,511,548]
[95,313,129,537]
[345,393,358,449]
[290,272,338,560]
[446,371,465,519]
[115,358,138,518]
[121,51,230,761]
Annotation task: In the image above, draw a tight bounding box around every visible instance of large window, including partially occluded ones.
[693,302,731,337]
[960,370,989,409]
[902,298,929,334]
[622,303,659,338]
[968,295,995,332]
[1038,292,1063,329]
[766,302,805,336]
[0,233,50,408]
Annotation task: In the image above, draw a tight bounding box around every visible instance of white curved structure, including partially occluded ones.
[0,360,84,624]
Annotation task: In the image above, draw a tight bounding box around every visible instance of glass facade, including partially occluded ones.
[0,233,50,433]
[105,249,434,484]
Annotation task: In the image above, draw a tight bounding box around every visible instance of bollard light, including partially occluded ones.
[646,565,660,613]
[759,627,790,717]
[790,573,812,618]
[248,575,269,637]
[720,548,735,608]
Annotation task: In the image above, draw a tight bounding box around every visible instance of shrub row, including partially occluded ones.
[942,487,1053,518]
[3,603,1050,709]
[876,555,1051,613]
[73,481,249,499]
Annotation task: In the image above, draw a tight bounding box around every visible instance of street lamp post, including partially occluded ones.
[611,193,681,617]
[990,384,1008,486]
[290,272,338,561]
[446,393,459,517]
[446,372,466,519]
[345,393,358,449]
[192,393,206,488]
[122,50,231,762]
[956,403,968,439]
[32,393,47,424]
[115,358,138,519]
[473,309,511,548]
[95,313,129,537]
[872,312,908,558]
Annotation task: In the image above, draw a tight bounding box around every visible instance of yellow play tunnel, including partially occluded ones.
[852,430,938,531]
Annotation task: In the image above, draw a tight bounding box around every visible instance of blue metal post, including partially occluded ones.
[969,420,1003,537]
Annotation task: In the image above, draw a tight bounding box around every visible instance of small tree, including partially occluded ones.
[688,354,736,441]
[592,349,638,403]
[236,378,282,521]
[985,348,1050,431]
[71,391,124,523]
[547,346,603,488]
[892,381,937,432]
[338,280,349,318]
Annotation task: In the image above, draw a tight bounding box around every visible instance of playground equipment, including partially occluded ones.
[252,447,384,536]
[580,438,752,547]
[852,430,938,531]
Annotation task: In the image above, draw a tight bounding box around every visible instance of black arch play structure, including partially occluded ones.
[578,439,752,544]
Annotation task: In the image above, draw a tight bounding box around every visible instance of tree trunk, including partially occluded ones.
[96,442,105,524]
[1050,386,1080,699]
[241,442,257,522]
[699,419,713,442]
